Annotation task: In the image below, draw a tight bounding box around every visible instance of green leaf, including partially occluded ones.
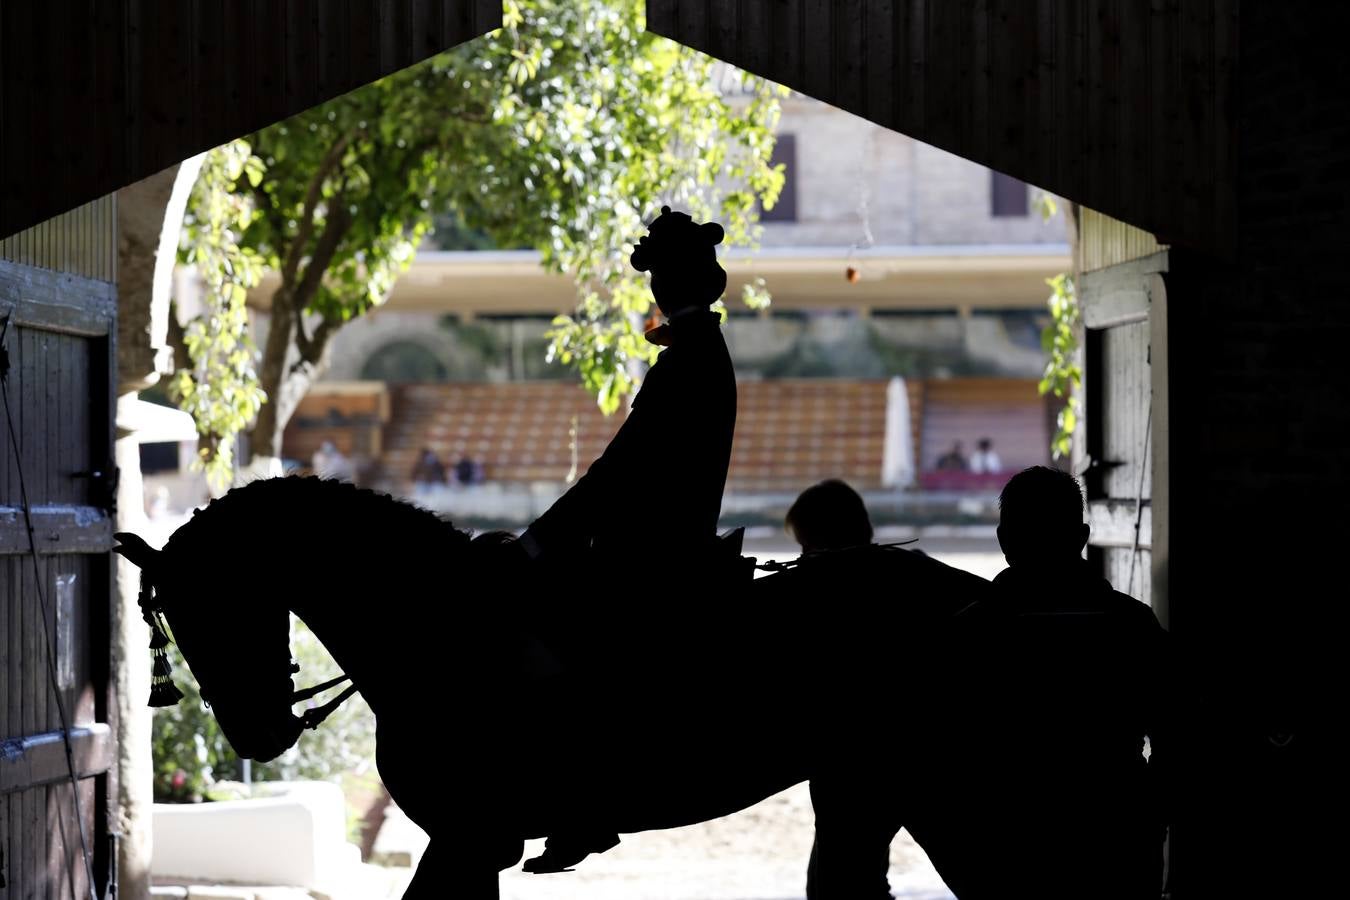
[175,0,784,454]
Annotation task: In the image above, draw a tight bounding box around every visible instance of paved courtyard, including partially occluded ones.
[370,536,997,899]
[371,780,954,900]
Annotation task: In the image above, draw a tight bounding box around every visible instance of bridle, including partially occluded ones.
[115,531,358,730]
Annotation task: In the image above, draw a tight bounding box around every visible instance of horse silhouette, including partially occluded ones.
[115,475,991,898]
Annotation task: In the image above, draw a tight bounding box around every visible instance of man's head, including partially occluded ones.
[785,479,874,553]
[631,206,727,315]
[977,437,993,452]
[997,466,1089,567]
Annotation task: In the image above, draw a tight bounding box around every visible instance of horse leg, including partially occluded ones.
[402,834,523,900]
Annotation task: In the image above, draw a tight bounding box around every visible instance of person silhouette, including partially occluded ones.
[910,466,1174,899]
[969,437,1001,475]
[787,479,968,900]
[514,205,739,874]
[785,479,874,553]
[784,479,904,900]
[411,447,446,488]
[935,440,969,472]
[520,205,734,565]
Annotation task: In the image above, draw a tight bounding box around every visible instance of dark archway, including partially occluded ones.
[360,341,451,384]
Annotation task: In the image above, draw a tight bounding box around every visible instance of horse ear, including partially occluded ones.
[113,532,159,571]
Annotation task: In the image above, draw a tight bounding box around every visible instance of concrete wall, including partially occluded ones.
[757,95,1067,249]
[318,309,1047,385]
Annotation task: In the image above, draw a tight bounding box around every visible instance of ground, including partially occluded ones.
[371,781,955,900]
[149,530,997,900]
[365,533,997,900]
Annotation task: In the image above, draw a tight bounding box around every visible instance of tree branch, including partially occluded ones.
[450,106,492,125]
[250,180,290,249]
[280,128,364,288]
[292,202,355,359]
[297,316,341,368]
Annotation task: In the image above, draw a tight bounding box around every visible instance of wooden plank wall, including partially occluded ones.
[0,198,117,283]
[1099,321,1152,502]
[647,0,1238,255]
[1095,319,1153,606]
[1,193,117,898]
[1078,208,1166,274]
[0,0,502,238]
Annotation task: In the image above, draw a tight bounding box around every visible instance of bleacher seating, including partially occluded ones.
[377,382,622,487]
[728,380,890,491]
[366,376,1048,497]
[373,379,894,494]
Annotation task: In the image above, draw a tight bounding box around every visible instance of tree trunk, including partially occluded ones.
[248,289,334,473]
[250,292,295,460]
[359,784,394,861]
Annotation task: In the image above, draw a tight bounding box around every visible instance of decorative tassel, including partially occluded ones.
[152,652,172,678]
[139,574,183,707]
[149,677,184,707]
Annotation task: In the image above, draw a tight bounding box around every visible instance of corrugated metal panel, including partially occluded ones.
[1078,208,1166,273]
[0,196,115,282]
[648,0,1238,255]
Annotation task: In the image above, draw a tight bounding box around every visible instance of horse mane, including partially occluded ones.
[163,476,472,562]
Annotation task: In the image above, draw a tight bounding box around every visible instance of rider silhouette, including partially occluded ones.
[521,205,734,565]
[516,205,738,873]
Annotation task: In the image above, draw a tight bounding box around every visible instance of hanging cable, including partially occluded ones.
[0,312,100,900]
[1127,399,1153,598]
[844,129,878,283]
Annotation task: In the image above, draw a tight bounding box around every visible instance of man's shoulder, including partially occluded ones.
[1089,581,1155,617]
[1106,588,1167,634]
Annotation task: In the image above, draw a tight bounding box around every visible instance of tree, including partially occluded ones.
[173,0,785,486]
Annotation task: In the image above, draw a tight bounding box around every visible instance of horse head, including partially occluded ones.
[114,529,304,762]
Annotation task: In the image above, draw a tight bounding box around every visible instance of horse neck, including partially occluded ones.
[288,577,402,717]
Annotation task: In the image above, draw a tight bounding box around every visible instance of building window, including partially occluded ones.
[360,341,449,383]
[139,442,180,474]
[991,170,1029,217]
[761,134,797,222]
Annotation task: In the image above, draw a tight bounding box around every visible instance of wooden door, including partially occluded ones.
[1078,249,1169,615]
[0,199,118,899]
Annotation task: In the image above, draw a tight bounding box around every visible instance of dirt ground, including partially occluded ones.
[369,537,994,899]
[372,780,954,900]
[497,781,955,900]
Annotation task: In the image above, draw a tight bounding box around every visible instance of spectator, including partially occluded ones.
[455,455,485,487]
[970,437,1003,474]
[936,441,969,472]
[312,441,353,481]
[147,485,171,520]
[411,447,447,488]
